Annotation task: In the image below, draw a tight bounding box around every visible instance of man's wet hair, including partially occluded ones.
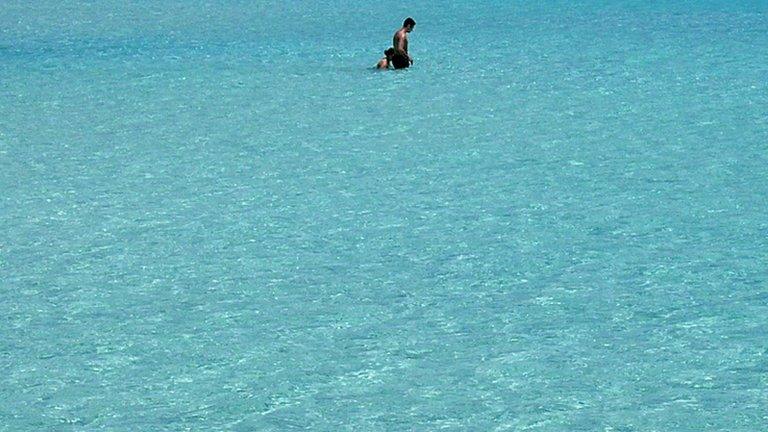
[404,17,416,28]
[384,47,395,58]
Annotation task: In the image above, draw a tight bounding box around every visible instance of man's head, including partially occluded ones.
[384,47,395,59]
[403,17,416,32]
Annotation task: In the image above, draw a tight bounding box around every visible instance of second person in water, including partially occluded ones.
[376,47,396,69]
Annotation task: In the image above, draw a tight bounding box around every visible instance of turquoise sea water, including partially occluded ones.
[2,1,767,430]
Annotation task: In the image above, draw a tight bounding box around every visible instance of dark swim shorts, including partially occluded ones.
[391,52,410,69]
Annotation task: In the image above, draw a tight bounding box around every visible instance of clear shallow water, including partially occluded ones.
[2,1,767,430]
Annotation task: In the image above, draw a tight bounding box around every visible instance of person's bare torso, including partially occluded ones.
[393,28,409,55]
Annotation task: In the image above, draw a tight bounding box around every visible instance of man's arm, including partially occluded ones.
[396,33,413,64]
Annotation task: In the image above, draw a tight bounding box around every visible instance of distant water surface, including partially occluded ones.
[1,1,767,430]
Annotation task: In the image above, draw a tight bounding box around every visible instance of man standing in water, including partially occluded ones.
[391,17,416,69]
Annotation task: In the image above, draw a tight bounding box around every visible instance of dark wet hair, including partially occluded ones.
[404,17,416,28]
[384,47,395,58]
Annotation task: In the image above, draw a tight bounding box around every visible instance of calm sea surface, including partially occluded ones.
[2,1,767,430]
